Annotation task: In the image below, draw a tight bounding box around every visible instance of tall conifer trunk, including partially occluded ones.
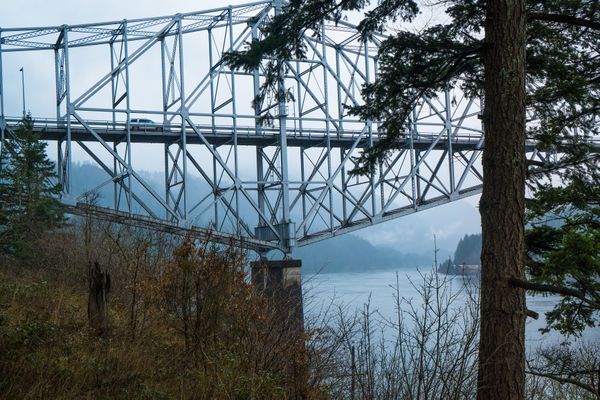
[478,0,527,398]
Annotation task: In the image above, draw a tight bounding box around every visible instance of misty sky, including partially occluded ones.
[0,0,482,253]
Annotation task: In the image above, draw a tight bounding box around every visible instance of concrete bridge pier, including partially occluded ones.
[251,259,304,334]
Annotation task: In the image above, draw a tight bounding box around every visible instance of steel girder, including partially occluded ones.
[1,2,595,255]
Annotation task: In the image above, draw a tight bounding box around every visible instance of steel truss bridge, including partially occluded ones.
[0,1,588,255]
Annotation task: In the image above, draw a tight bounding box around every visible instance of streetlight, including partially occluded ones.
[19,67,26,117]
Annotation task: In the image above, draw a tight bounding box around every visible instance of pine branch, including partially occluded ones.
[510,277,600,308]
[510,277,583,297]
[528,12,600,31]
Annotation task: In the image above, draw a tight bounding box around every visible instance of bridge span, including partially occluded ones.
[0,1,585,255]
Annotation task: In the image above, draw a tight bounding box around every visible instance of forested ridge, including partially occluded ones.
[438,233,482,274]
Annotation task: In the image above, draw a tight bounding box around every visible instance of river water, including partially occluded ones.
[304,268,600,347]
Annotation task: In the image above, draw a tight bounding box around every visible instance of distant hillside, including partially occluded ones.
[294,234,447,274]
[454,233,482,265]
[438,233,482,274]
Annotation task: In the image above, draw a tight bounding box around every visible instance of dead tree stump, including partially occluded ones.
[88,261,111,337]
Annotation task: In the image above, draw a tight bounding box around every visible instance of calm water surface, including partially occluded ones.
[304,268,600,346]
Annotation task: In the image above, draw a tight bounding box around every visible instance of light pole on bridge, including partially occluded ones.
[19,66,26,117]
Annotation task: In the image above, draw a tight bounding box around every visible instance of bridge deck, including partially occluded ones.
[5,117,487,150]
[9,118,596,151]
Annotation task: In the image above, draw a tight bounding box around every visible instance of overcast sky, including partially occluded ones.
[1,0,481,253]
[1,1,253,28]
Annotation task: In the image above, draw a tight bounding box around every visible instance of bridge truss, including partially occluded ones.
[0,1,559,255]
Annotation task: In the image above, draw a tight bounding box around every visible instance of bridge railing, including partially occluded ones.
[8,115,598,149]
[4,115,497,145]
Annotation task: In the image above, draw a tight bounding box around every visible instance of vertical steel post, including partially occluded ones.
[295,59,303,134]
[296,60,307,234]
[177,16,188,220]
[364,39,376,217]
[53,47,62,183]
[54,48,61,126]
[109,39,119,209]
[335,49,343,136]
[208,27,219,224]
[275,0,291,236]
[0,29,4,161]
[109,41,116,129]
[340,148,347,221]
[416,151,422,201]
[410,103,418,210]
[62,26,72,197]
[53,35,67,191]
[445,84,456,197]
[208,28,216,133]
[294,61,308,235]
[160,37,171,219]
[229,7,241,233]
[160,38,168,126]
[321,19,334,233]
[252,19,266,228]
[334,44,346,225]
[299,147,308,237]
[123,20,133,213]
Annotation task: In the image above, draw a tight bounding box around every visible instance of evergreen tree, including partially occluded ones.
[520,171,600,335]
[224,0,598,397]
[0,116,63,258]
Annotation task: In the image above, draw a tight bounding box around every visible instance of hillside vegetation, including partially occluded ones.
[0,223,317,399]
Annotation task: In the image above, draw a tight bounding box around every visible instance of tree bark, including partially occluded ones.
[478,0,527,398]
[88,261,111,337]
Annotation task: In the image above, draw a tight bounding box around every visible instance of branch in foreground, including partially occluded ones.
[526,309,540,320]
[511,278,600,309]
[528,12,600,31]
[509,277,588,302]
[526,370,599,396]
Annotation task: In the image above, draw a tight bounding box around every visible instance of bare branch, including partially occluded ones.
[527,370,599,396]
[526,309,539,319]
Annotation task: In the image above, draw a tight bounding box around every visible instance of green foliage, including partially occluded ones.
[526,174,600,335]
[0,115,63,258]
[223,0,418,126]
[225,0,597,172]
[522,0,600,335]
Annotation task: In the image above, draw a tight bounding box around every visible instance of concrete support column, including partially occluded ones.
[251,259,303,333]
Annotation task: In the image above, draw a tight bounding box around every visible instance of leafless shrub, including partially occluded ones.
[526,341,600,399]
[307,271,480,400]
